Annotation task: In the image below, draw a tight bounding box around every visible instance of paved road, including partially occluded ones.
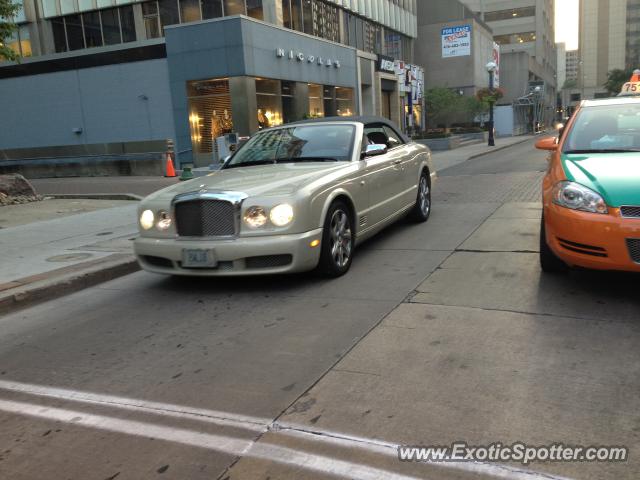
[2,139,639,480]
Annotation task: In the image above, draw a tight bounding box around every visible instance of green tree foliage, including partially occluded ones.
[424,87,464,129]
[0,0,21,62]
[603,68,635,96]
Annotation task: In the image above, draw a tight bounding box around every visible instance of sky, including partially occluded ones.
[555,0,579,51]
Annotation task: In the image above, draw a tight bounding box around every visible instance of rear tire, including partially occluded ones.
[317,201,354,278]
[409,171,431,222]
[540,215,568,273]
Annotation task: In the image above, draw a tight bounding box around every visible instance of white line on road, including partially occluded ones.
[0,398,430,480]
[0,379,270,432]
[0,379,575,480]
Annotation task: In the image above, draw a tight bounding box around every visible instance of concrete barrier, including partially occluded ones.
[0,153,165,178]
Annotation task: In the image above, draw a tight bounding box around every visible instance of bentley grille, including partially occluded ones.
[175,199,236,237]
[626,239,640,263]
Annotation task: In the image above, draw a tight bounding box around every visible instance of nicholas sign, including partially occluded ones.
[276,48,341,68]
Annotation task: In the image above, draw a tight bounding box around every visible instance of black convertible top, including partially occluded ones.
[288,116,410,143]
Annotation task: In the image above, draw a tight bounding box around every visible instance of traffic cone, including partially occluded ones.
[165,152,176,178]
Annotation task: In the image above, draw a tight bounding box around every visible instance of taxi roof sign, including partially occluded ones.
[619,69,640,96]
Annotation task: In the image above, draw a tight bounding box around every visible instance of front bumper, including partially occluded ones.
[545,204,640,272]
[134,228,323,276]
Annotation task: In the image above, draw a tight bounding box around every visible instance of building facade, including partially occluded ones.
[576,0,626,100]
[458,0,557,129]
[1,1,421,172]
[627,0,640,69]
[416,0,495,98]
[565,49,579,83]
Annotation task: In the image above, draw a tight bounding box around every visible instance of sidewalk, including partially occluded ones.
[431,134,534,172]
[0,198,140,313]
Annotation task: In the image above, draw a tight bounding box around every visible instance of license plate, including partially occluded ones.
[182,249,217,268]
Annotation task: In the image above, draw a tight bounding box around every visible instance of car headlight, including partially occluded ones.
[156,211,172,231]
[140,209,154,230]
[244,206,267,228]
[552,181,608,214]
[270,203,294,226]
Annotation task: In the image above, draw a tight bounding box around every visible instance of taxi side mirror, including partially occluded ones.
[535,136,558,151]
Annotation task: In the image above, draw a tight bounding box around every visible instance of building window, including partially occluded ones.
[143,2,162,38]
[484,7,535,22]
[246,0,263,19]
[159,0,180,33]
[3,24,32,58]
[290,0,303,31]
[180,0,201,23]
[494,32,536,45]
[82,11,102,48]
[223,0,245,15]
[281,0,292,28]
[51,5,139,53]
[202,0,223,18]
[336,87,354,117]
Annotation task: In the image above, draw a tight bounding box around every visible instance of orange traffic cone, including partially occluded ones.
[165,152,176,178]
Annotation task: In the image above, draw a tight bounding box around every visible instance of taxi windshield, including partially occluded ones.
[563,103,640,153]
[225,124,356,168]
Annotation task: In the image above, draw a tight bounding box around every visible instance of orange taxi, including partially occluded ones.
[535,70,640,273]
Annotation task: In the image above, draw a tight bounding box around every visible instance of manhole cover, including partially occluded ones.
[46,253,94,262]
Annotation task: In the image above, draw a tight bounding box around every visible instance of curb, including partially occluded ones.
[0,254,140,316]
[48,193,143,201]
[467,136,534,160]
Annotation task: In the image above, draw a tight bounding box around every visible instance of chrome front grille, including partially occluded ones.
[626,239,640,263]
[620,206,640,218]
[175,199,236,237]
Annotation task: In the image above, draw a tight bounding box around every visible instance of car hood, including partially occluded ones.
[147,162,352,202]
[561,153,640,207]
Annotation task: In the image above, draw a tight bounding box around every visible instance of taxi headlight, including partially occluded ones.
[244,206,268,228]
[140,209,155,230]
[552,181,608,214]
[156,211,172,231]
[270,203,294,227]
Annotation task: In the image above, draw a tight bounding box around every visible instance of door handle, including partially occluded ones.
[393,159,402,165]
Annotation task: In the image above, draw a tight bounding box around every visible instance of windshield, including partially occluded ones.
[225,124,356,168]
[563,103,640,153]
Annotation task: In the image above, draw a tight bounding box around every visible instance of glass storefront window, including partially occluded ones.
[187,79,233,164]
[223,0,245,15]
[308,83,324,118]
[281,81,296,124]
[256,78,283,129]
[202,0,223,19]
[323,85,336,117]
[336,87,354,117]
[246,0,263,19]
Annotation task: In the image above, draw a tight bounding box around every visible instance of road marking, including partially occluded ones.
[0,398,429,480]
[0,379,269,432]
[0,380,575,480]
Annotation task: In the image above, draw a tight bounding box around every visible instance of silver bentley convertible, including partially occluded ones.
[134,116,436,277]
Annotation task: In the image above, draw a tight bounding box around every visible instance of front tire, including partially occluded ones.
[409,172,431,222]
[540,215,568,273]
[317,201,354,277]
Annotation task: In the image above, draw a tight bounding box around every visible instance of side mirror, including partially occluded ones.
[363,144,388,158]
[535,136,559,151]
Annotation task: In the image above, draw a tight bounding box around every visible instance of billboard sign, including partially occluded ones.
[441,25,471,58]
[492,42,501,87]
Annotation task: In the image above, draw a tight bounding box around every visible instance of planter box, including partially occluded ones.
[415,137,462,151]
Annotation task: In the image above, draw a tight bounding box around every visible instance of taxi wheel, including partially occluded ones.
[540,216,568,274]
[317,201,354,278]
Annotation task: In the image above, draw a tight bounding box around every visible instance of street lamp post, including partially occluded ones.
[486,61,497,147]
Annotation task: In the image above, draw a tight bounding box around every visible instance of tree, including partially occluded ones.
[0,0,21,62]
[603,68,635,96]
[462,96,488,123]
[424,87,463,129]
